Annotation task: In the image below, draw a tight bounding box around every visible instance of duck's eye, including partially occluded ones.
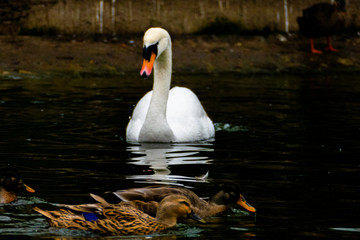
[179,201,190,207]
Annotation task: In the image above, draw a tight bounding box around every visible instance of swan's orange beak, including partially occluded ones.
[140,52,156,78]
[236,194,256,213]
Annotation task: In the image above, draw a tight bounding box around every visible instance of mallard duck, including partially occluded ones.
[297,0,346,54]
[104,182,256,218]
[0,166,35,204]
[34,194,204,236]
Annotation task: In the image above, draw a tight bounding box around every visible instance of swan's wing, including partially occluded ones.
[126,91,152,141]
[167,87,215,142]
[126,87,214,142]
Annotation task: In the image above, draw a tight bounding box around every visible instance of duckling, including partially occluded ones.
[0,166,35,204]
[34,194,204,236]
[105,182,256,218]
[297,0,346,54]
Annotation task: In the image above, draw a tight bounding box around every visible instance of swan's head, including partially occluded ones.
[140,27,171,78]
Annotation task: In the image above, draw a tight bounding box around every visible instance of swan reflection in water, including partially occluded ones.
[126,142,213,186]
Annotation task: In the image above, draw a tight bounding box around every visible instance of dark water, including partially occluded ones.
[0,73,360,239]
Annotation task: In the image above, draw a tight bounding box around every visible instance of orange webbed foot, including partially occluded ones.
[311,48,323,54]
[324,46,339,52]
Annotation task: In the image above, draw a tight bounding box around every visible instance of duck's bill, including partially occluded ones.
[20,180,35,193]
[140,52,156,78]
[236,194,256,213]
[189,211,206,223]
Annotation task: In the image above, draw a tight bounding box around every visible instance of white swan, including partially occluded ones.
[126,27,215,143]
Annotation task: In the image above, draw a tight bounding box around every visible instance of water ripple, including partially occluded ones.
[126,143,213,185]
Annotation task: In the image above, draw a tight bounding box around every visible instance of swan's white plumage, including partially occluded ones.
[127,87,214,142]
[126,28,215,143]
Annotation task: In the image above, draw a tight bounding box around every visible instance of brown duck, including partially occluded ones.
[297,0,346,54]
[0,166,35,204]
[105,182,256,218]
[34,194,204,236]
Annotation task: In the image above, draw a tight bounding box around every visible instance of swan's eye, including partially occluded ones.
[143,43,158,61]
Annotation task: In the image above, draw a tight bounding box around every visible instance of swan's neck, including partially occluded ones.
[139,45,175,142]
[151,46,172,116]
